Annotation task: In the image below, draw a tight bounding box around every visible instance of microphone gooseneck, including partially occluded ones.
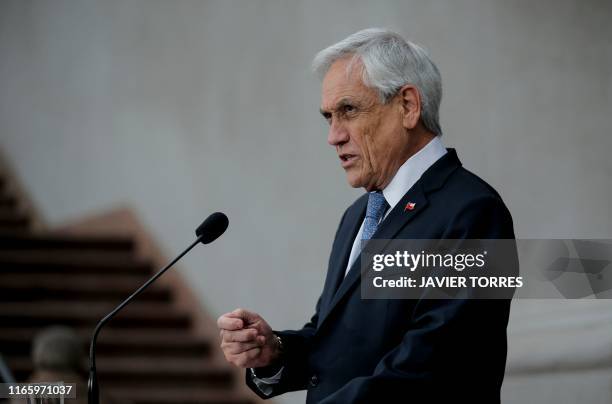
[88,212,228,404]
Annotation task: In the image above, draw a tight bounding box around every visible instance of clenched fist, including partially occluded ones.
[217,308,281,368]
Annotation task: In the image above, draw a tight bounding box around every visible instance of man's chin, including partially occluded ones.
[346,175,379,192]
[345,173,364,189]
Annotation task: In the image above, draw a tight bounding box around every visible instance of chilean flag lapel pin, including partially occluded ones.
[404,201,416,211]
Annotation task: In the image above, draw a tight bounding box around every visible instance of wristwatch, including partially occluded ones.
[274,333,285,356]
[251,333,285,378]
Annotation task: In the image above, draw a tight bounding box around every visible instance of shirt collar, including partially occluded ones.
[382,136,448,210]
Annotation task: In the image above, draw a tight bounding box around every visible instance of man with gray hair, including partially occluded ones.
[218,28,515,403]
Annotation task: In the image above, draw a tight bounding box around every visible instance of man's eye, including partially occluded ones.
[342,105,356,113]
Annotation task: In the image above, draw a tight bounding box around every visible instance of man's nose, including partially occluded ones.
[327,121,349,146]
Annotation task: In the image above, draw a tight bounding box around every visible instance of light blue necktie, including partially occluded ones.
[362,191,389,241]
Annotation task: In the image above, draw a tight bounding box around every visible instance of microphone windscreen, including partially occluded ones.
[195,212,229,244]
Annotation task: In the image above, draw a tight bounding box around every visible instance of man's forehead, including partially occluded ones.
[320,90,360,111]
[322,58,361,89]
[320,59,372,110]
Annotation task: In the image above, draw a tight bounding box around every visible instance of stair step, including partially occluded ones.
[0,302,192,328]
[0,211,29,229]
[0,274,171,302]
[0,252,152,275]
[106,388,255,404]
[0,205,21,219]
[0,192,17,208]
[1,328,211,357]
[8,357,234,388]
[98,358,232,382]
[0,250,136,265]
[0,233,135,251]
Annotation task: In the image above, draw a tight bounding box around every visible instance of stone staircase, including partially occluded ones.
[0,168,259,404]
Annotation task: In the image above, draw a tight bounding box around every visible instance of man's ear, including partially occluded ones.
[398,85,421,130]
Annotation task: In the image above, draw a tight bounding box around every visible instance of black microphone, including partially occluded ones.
[88,212,229,404]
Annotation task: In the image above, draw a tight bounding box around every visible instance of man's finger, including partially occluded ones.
[231,346,262,368]
[227,308,259,324]
[217,314,244,331]
[223,340,262,355]
[222,327,258,343]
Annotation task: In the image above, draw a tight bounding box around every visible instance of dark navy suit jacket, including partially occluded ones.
[247,149,516,403]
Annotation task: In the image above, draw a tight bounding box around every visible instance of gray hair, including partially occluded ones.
[32,326,84,372]
[312,28,443,136]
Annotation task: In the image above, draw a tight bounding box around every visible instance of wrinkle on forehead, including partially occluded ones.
[320,58,376,112]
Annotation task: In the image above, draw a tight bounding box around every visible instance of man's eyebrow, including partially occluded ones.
[336,98,356,108]
[320,98,357,116]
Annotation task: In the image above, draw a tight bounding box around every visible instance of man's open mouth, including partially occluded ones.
[340,154,356,162]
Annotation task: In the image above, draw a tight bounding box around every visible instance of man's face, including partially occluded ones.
[320,57,409,191]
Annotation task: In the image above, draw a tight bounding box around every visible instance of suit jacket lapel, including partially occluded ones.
[316,149,463,332]
[317,196,367,324]
[316,184,428,331]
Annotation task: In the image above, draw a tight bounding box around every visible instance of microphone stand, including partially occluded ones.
[88,234,204,404]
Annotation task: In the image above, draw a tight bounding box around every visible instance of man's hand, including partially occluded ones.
[217,308,281,368]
